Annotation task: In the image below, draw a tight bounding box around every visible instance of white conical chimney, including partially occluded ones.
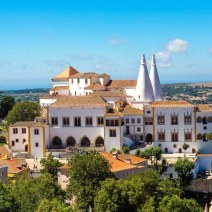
[149,55,163,101]
[134,55,154,103]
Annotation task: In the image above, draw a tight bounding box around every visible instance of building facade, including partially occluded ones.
[8,55,212,157]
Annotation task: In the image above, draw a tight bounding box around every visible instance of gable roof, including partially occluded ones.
[123,105,144,115]
[52,66,79,81]
[107,80,137,89]
[70,72,99,79]
[49,95,108,108]
[197,104,212,112]
[150,101,193,108]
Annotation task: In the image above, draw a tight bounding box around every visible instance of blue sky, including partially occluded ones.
[0,0,212,90]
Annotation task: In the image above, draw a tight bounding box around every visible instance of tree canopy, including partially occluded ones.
[5,102,40,125]
[0,96,15,118]
[67,151,114,210]
[40,153,62,180]
[174,158,195,188]
[136,147,168,174]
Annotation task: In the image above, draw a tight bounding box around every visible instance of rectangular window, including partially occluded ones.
[137,127,141,132]
[137,118,141,124]
[23,139,26,143]
[144,117,153,125]
[35,142,39,147]
[63,117,70,127]
[74,117,81,127]
[158,132,165,141]
[125,118,129,124]
[171,132,178,142]
[97,117,104,125]
[106,119,119,126]
[13,128,18,134]
[34,129,39,135]
[77,78,80,84]
[16,139,19,143]
[71,79,74,84]
[85,117,93,126]
[85,78,88,84]
[171,115,178,125]
[158,115,165,125]
[185,132,192,141]
[184,115,192,125]
[140,135,143,141]
[12,141,15,146]
[51,117,58,126]
[131,118,135,124]
[109,129,116,137]
[22,128,26,134]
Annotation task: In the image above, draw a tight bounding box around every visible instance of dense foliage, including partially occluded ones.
[174,158,195,188]
[40,153,62,180]
[136,147,168,174]
[5,102,40,125]
[67,151,115,210]
[0,96,15,118]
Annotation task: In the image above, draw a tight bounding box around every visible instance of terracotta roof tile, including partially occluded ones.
[151,101,193,108]
[100,152,138,172]
[0,159,26,174]
[91,91,127,97]
[40,94,61,99]
[70,72,99,78]
[197,104,212,112]
[117,154,146,165]
[52,66,79,81]
[10,121,47,127]
[54,86,69,91]
[84,83,106,90]
[49,96,108,108]
[107,80,137,88]
[123,105,144,115]
[0,145,12,159]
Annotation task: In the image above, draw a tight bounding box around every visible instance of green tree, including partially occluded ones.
[0,181,19,212]
[13,174,65,212]
[174,158,195,188]
[67,151,114,210]
[5,102,40,125]
[158,195,202,212]
[139,147,168,174]
[36,198,72,212]
[137,197,155,212]
[122,146,130,154]
[182,143,190,156]
[94,178,125,212]
[40,153,62,180]
[0,96,15,118]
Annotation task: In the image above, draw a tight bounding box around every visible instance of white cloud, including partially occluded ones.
[167,39,188,53]
[155,51,172,68]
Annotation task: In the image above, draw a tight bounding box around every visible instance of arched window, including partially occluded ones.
[66,136,76,147]
[197,116,202,123]
[203,134,208,141]
[52,136,62,147]
[81,136,91,147]
[95,137,104,146]
[192,148,196,153]
[197,133,203,140]
[164,148,168,153]
[179,148,182,153]
[146,134,153,144]
[208,116,212,123]
[203,117,208,125]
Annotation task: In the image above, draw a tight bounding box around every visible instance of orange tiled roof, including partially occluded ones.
[49,95,108,108]
[40,94,61,99]
[107,80,137,88]
[0,159,26,175]
[70,72,99,78]
[117,154,146,165]
[123,105,144,115]
[0,145,11,159]
[54,86,69,91]
[10,121,47,127]
[150,101,193,108]
[100,152,138,172]
[84,83,106,90]
[197,104,212,112]
[91,91,127,97]
[52,66,79,81]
